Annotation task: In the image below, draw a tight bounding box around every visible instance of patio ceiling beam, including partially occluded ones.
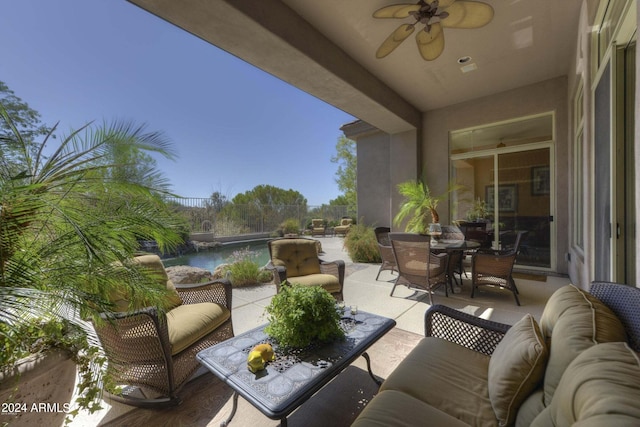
[127,0,422,134]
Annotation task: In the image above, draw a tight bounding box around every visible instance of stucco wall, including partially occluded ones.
[353,127,419,228]
[422,76,569,274]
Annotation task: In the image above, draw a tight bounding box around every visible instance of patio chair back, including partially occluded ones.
[389,232,448,304]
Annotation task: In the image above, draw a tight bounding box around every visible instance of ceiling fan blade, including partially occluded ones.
[373,4,421,19]
[441,1,494,29]
[416,22,445,61]
[433,0,456,7]
[376,24,415,58]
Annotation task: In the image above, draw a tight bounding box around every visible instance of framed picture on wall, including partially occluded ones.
[531,166,550,195]
[485,184,518,212]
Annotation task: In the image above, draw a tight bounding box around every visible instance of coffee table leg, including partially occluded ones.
[361,352,382,385]
[220,392,239,427]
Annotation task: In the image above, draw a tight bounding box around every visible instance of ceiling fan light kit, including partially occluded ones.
[373,0,494,61]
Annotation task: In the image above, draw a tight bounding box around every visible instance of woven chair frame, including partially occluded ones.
[94,279,234,407]
[590,281,640,352]
[425,304,511,356]
[389,233,449,305]
[374,227,397,281]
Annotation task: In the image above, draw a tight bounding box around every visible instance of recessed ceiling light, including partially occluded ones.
[457,56,472,64]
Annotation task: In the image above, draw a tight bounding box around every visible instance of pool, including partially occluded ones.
[163,240,270,272]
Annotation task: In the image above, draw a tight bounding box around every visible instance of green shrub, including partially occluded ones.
[225,247,271,287]
[264,284,344,349]
[280,218,301,235]
[343,223,382,263]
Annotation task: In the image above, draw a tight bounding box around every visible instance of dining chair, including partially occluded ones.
[470,230,527,305]
[374,226,397,280]
[389,232,449,304]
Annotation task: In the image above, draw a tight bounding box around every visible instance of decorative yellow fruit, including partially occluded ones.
[247,350,265,373]
[252,343,275,362]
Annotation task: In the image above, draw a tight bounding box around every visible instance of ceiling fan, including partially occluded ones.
[373,0,494,61]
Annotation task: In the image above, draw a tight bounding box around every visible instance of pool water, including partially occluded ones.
[163,240,270,272]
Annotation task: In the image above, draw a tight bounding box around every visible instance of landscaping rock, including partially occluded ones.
[165,265,214,284]
[213,263,231,280]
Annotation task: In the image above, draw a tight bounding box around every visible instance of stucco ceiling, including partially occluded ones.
[283,0,583,111]
[128,0,584,132]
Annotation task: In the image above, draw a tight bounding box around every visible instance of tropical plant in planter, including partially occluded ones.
[0,100,184,421]
[264,284,344,349]
[394,179,460,235]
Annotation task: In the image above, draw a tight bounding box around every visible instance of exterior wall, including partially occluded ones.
[422,77,570,275]
[344,122,419,228]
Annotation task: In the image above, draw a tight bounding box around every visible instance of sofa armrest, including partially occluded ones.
[319,259,345,285]
[175,279,232,310]
[95,307,173,365]
[425,304,511,356]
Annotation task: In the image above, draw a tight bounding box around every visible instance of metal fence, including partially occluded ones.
[167,197,353,236]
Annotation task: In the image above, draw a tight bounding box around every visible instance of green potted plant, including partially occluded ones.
[466,197,491,222]
[394,179,463,234]
[0,99,184,422]
[264,284,344,349]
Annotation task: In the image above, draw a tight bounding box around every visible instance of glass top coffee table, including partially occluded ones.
[197,310,396,426]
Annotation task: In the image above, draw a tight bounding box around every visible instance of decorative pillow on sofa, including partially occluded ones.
[539,285,627,406]
[488,314,548,427]
[531,342,640,426]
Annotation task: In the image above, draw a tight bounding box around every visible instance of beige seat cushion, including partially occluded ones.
[531,342,640,427]
[539,285,627,405]
[488,314,548,427]
[381,337,496,427]
[352,390,469,427]
[167,302,230,355]
[286,274,341,294]
[270,239,321,277]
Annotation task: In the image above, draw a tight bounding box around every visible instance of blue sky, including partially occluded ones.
[0,1,354,206]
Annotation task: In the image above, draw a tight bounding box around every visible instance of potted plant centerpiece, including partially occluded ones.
[394,179,461,244]
[264,284,344,350]
[0,96,185,424]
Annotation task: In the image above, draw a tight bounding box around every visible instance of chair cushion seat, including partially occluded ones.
[286,274,341,294]
[167,302,230,355]
[352,390,469,427]
[380,337,497,427]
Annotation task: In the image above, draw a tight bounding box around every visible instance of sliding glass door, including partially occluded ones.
[450,114,555,270]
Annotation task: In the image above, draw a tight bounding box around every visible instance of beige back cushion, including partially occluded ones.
[539,284,627,406]
[270,239,321,277]
[109,254,182,312]
[488,314,548,427]
[531,342,640,426]
[312,219,324,228]
[340,218,352,226]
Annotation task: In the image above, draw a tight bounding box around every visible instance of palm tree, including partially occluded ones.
[394,180,459,234]
[0,102,185,411]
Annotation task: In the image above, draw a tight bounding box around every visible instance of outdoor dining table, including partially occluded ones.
[430,239,481,288]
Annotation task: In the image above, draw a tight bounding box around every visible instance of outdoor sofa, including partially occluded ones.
[352,282,640,426]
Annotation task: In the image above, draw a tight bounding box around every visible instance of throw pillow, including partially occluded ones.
[488,314,548,427]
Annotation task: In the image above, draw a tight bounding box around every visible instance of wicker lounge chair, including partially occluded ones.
[389,232,449,304]
[470,230,527,305]
[93,254,234,407]
[310,218,326,237]
[267,238,345,300]
[374,226,397,280]
[334,217,353,236]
